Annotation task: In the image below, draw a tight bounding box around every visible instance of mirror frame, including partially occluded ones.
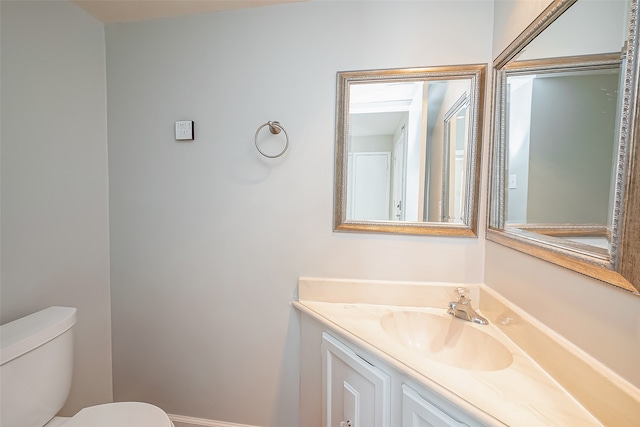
[487,0,640,294]
[334,65,486,236]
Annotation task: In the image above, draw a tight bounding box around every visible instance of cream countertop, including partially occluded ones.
[294,277,640,426]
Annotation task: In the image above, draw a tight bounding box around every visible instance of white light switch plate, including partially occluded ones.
[175,121,194,141]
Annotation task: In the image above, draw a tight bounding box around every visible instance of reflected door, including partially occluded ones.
[392,132,407,221]
[348,152,391,220]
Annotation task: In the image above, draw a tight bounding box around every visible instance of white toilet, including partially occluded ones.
[0,306,174,427]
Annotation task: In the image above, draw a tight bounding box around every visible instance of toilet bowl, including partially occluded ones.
[45,402,173,427]
[0,306,174,427]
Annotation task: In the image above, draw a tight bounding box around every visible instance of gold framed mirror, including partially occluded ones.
[334,65,486,236]
[488,0,640,293]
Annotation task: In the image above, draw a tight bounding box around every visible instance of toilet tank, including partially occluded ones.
[1,307,77,427]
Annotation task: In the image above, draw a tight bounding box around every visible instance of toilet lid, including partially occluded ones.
[61,402,173,427]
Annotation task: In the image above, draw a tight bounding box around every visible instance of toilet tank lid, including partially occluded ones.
[1,306,77,366]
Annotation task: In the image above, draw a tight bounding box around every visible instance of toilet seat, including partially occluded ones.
[58,402,174,427]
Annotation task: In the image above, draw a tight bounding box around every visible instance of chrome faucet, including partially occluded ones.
[447,288,488,325]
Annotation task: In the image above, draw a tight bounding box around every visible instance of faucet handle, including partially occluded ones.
[454,287,470,303]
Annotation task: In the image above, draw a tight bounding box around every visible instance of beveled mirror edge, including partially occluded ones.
[333,64,487,237]
[504,52,622,72]
[487,0,640,294]
[486,229,638,293]
[335,221,478,237]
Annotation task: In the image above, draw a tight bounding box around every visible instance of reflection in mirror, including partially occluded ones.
[504,55,621,255]
[335,66,486,236]
[441,94,469,223]
[488,0,640,293]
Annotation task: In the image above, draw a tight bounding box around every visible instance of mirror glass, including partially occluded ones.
[504,57,621,255]
[488,0,640,293]
[334,65,485,236]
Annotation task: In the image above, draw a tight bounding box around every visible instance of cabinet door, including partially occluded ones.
[322,333,390,427]
[402,384,468,427]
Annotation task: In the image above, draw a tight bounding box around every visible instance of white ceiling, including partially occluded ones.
[72,0,306,23]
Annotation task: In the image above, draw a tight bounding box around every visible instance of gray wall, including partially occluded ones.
[488,0,640,388]
[0,0,113,415]
[527,73,617,223]
[2,1,638,426]
[105,2,492,425]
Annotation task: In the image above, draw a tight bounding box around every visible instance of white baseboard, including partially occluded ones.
[168,413,261,427]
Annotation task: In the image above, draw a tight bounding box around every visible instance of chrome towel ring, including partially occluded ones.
[255,121,289,158]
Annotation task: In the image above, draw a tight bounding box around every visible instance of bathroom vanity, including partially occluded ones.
[320,331,483,427]
[294,278,640,426]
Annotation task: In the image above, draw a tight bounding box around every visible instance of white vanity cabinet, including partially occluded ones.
[402,384,468,427]
[318,331,481,427]
[322,333,390,427]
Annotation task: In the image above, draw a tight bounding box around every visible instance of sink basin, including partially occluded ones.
[380,310,513,371]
